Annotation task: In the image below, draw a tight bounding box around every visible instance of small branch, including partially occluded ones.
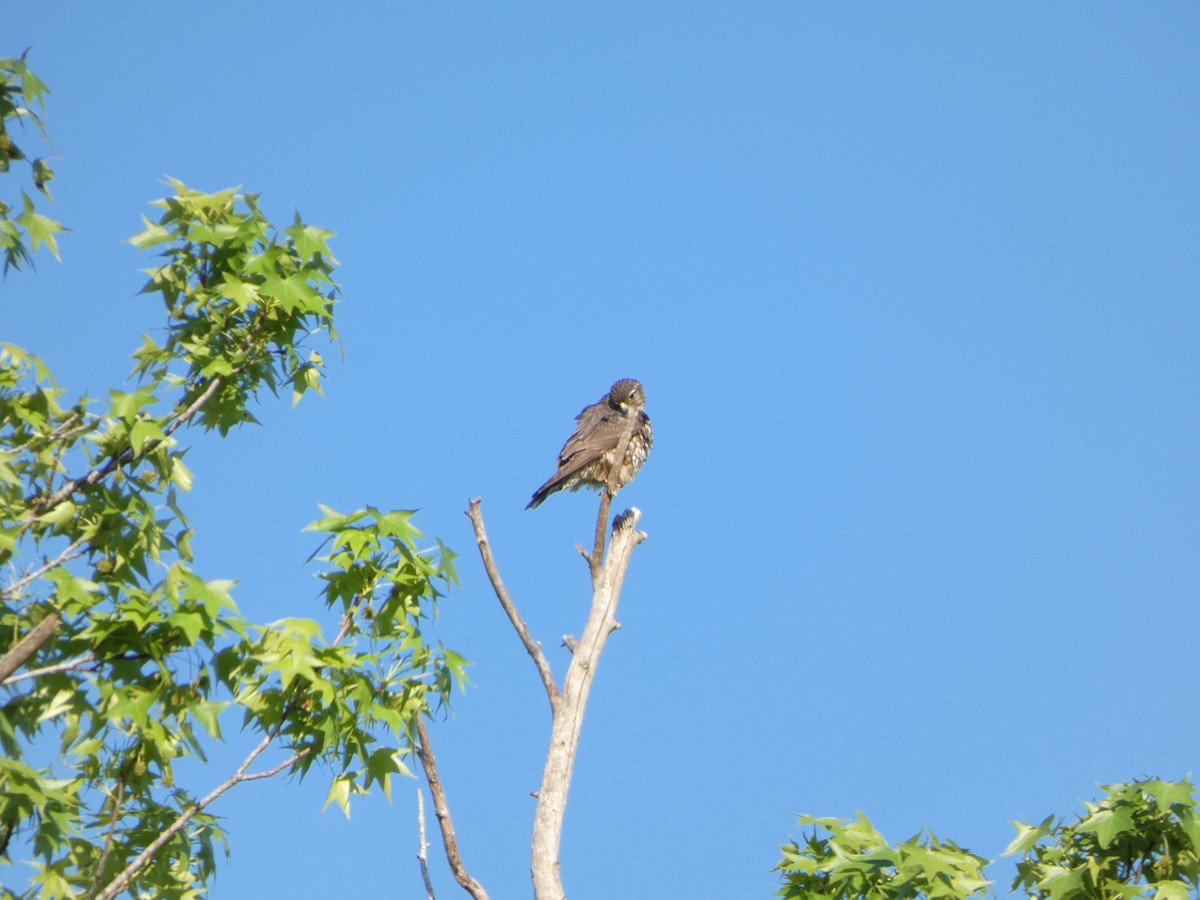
[1,538,87,600]
[92,728,304,900]
[241,751,307,782]
[0,613,62,685]
[332,594,366,646]
[418,789,436,900]
[415,716,490,900]
[466,499,559,707]
[87,768,128,899]
[4,651,97,684]
[589,491,614,580]
[27,373,227,520]
[587,409,638,579]
[9,409,86,456]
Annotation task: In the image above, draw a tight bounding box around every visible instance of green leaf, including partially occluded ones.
[1153,880,1193,900]
[130,417,166,453]
[1005,818,1053,856]
[1082,805,1134,849]
[323,774,353,817]
[35,499,76,526]
[286,218,339,264]
[15,190,65,259]
[171,455,194,491]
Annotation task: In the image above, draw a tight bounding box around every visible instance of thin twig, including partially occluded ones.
[1,537,87,600]
[29,374,226,518]
[87,767,128,899]
[8,409,85,456]
[93,574,351,898]
[92,732,306,900]
[241,751,307,782]
[418,789,436,900]
[415,716,490,900]
[466,499,559,707]
[4,651,97,684]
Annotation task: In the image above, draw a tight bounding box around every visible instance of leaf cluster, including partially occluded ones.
[0,52,64,272]
[1007,778,1200,900]
[775,812,990,900]
[777,778,1200,900]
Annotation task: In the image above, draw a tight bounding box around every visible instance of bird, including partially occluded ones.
[527,378,653,509]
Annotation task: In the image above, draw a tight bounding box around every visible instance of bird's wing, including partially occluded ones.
[556,399,622,465]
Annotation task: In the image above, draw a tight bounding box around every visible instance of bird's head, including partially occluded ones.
[608,378,646,413]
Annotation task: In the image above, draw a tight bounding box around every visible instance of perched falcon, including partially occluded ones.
[527,378,654,509]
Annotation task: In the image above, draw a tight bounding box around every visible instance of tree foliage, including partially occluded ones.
[1007,778,1200,900]
[777,777,1200,900]
[775,813,990,900]
[0,56,463,899]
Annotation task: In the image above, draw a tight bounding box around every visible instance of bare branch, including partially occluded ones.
[589,490,614,579]
[0,613,61,685]
[418,789,436,900]
[241,750,307,782]
[466,498,559,706]
[415,715,490,900]
[87,768,128,899]
[92,728,305,900]
[4,651,97,684]
[1,537,87,600]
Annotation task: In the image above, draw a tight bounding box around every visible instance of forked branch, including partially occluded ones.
[460,487,646,900]
[530,507,644,900]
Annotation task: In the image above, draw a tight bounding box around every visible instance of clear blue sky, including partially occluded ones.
[7,4,1200,898]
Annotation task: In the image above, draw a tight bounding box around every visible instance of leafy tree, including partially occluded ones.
[776,777,1200,900]
[1008,777,1200,900]
[0,56,463,899]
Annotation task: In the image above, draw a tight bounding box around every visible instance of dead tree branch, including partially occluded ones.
[466,499,559,706]
[415,715,490,900]
[530,507,644,900]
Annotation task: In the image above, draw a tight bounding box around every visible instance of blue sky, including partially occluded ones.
[6,3,1200,898]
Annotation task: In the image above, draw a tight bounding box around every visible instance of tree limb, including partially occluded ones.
[415,715,490,900]
[531,507,645,900]
[0,613,61,685]
[466,499,559,707]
